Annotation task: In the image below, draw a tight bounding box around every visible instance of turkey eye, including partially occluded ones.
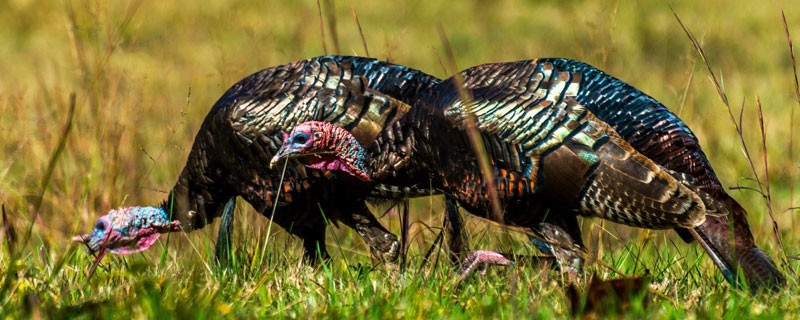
[293,135,308,144]
[95,221,106,231]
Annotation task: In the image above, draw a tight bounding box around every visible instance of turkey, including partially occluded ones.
[72,56,440,265]
[272,58,786,291]
[517,58,786,290]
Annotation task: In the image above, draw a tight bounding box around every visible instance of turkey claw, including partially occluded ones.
[458,250,513,281]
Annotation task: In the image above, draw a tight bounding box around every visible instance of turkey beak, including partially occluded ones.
[269,155,280,169]
[72,234,90,243]
[270,146,292,169]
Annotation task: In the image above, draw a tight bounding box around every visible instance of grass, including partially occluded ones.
[1,0,800,318]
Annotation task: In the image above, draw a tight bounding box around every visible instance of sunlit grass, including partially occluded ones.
[1,0,799,317]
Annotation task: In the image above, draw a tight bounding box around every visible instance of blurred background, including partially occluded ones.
[0,0,798,277]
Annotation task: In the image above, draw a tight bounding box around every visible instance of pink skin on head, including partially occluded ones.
[109,227,164,254]
[303,155,371,181]
[272,121,372,181]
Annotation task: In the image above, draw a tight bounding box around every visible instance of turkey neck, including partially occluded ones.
[160,111,234,230]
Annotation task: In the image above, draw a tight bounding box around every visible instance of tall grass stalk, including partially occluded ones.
[782,10,800,219]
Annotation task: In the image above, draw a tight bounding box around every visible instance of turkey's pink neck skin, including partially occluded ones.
[304,155,367,180]
[109,227,163,255]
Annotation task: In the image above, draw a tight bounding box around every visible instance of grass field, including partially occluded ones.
[1,0,799,318]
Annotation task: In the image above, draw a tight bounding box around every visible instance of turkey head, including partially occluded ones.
[72,206,180,255]
[271,121,371,181]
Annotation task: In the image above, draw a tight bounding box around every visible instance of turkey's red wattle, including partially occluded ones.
[303,154,371,181]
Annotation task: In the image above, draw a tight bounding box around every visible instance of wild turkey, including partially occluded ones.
[72,56,440,265]
[273,58,785,291]
[510,58,785,290]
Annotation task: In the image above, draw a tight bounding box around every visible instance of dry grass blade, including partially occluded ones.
[322,0,340,54]
[400,201,410,271]
[80,241,109,274]
[316,0,328,55]
[436,25,503,224]
[729,185,766,197]
[672,10,729,107]
[261,160,289,265]
[87,243,108,279]
[672,11,754,166]
[432,49,449,76]
[350,6,369,57]
[241,160,292,302]
[137,144,156,163]
[377,202,398,219]
[783,10,799,210]
[756,97,785,254]
[677,56,697,117]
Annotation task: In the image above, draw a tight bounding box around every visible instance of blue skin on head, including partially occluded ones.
[74,206,179,254]
[273,128,319,162]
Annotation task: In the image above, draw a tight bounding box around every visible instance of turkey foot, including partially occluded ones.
[458,250,513,280]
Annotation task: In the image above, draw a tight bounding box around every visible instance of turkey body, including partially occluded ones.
[423,60,714,228]
[162,56,439,262]
[408,59,784,291]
